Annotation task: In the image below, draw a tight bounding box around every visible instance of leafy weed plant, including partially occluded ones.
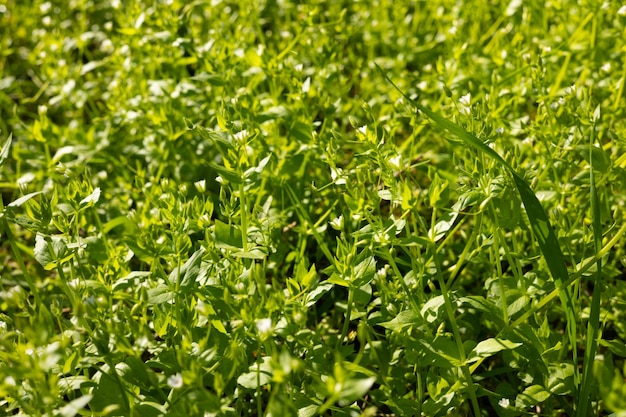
[1,0,626,416]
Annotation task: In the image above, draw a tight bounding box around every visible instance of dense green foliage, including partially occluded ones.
[2,0,626,415]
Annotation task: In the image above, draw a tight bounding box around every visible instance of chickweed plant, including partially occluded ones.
[2,0,626,416]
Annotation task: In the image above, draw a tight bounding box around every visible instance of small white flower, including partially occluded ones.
[495,127,504,135]
[302,77,311,93]
[376,266,388,280]
[330,215,344,231]
[17,172,36,190]
[498,398,510,408]
[100,39,114,54]
[459,93,471,116]
[61,79,76,96]
[233,129,249,142]
[601,62,612,73]
[194,179,206,193]
[388,154,402,170]
[199,214,211,227]
[256,318,272,334]
[356,125,367,136]
[459,93,471,107]
[330,166,345,185]
[80,187,101,206]
[167,373,183,389]
[618,5,626,16]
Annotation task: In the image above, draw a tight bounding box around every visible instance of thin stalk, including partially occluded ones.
[431,240,481,417]
[488,206,509,324]
[381,250,419,313]
[337,286,354,349]
[577,121,603,417]
[256,338,263,417]
[445,211,482,290]
[239,181,249,252]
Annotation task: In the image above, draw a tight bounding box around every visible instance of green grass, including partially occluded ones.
[2,0,626,416]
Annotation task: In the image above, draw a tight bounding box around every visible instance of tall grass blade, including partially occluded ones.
[376,63,577,357]
[577,117,603,417]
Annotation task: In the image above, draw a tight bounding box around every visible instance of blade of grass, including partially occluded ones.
[508,219,626,330]
[375,63,578,368]
[577,114,603,417]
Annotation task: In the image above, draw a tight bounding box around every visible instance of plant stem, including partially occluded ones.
[431,242,481,417]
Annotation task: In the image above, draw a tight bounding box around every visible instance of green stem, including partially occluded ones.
[337,286,354,349]
[577,120,603,417]
[432,243,481,417]
[239,181,248,252]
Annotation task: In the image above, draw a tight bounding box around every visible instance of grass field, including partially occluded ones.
[1,0,626,416]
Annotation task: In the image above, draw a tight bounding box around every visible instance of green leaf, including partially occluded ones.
[515,385,551,409]
[600,340,626,358]
[34,233,70,270]
[170,247,205,288]
[547,363,575,395]
[214,219,243,250]
[337,377,376,405]
[466,338,522,363]
[237,356,272,389]
[134,402,168,417]
[384,398,424,417]
[7,191,44,208]
[421,295,445,324]
[428,172,450,208]
[58,394,93,417]
[147,284,175,305]
[459,296,505,328]
[112,271,151,291]
[209,162,242,184]
[232,247,267,259]
[352,255,376,287]
[122,356,156,390]
[90,371,128,413]
[418,336,463,368]
[429,210,458,242]
[305,281,333,307]
[379,310,423,332]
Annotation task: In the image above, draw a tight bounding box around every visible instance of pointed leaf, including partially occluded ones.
[467,338,522,363]
[169,248,205,288]
[214,219,243,250]
[0,133,11,166]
